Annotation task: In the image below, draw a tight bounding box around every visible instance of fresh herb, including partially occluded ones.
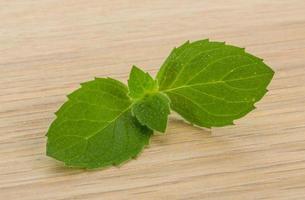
[46,39,274,169]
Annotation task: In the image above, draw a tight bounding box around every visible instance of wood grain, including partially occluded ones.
[1,0,305,199]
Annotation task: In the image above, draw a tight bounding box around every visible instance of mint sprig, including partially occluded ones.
[46,39,274,169]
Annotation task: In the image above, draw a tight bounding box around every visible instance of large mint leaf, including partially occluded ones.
[132,92,170,133]
[157,39,274,128]
[46,78,152,169]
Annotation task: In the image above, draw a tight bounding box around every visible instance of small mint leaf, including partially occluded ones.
[128,65,157,99]
[157,39,274,128]
[132,92,170,133]
[46,78,152,169]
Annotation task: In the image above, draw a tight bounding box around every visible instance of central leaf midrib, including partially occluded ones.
[49,105,132,158]
[162,73,271,93]
[85,106,132,140]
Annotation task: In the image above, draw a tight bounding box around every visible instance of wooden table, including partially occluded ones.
[1,1,305,199]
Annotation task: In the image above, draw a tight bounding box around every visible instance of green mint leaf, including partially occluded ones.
[128,65,157,99]
[157,39,274,128]
[46,78,152,169]
[132,92,170,133]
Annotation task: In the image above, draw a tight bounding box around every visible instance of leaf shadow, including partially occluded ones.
[151,114,236,154]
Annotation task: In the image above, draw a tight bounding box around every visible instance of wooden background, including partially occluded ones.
[1,0,305,199]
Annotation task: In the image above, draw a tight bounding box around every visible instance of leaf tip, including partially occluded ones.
[66,94,72,100]
[54,110,59,116]
[131,65,140,71]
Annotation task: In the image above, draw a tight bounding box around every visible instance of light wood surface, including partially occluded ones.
[1,0,305,199]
